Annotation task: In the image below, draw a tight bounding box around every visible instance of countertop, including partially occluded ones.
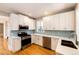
[32,33,75,40]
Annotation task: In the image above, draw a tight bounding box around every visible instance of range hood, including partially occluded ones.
[19,25,29,30]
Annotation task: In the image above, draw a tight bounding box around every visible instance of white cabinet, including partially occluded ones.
[37,36,43,46]
[59,11,75,30]
[10,14,35,30]
[31,35,43,46]
[51,37,59,50]
[51,14,60,30]
[19,15,35,30]
[43,11,75,31]
[31,35,38,44]
[43,16,52,30]
[28,19,35,30]
[36,19,43,32]
[8,37,21,52]
[19,15,24,25]
[43,15,59,30]
[10,13,19,30]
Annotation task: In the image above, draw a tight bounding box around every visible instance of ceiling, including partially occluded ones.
[0,3,76,18]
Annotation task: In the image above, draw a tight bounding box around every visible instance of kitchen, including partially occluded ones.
[0,3,79,55]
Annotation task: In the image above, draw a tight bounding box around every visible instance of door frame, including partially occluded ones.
[0,23,4,38]
[0,22,5,38]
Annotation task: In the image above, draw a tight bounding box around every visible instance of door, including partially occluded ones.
[0,23,3,38]
[0,23,4,48]
[43,37,51,49]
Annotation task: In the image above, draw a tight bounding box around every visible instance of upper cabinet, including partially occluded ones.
[9,13,35,30]
[43,11,75,31]
[19,15,35,30]
[10,13,19,30]
[59,11,75,30]
[36,19,44,32]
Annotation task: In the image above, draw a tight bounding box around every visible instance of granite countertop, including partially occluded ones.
[32,33,75,40]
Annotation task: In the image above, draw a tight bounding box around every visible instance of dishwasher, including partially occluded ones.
[43,37,51,49]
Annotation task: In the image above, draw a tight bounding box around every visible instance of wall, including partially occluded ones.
[76,4,79,42]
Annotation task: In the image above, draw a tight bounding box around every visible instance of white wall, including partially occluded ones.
[76,4,79,42]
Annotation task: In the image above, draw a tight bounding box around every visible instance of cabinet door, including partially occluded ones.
[29,19,35,30]
[48,16,56,30]
[59,13,66,30]
[31,35,43,46]
[31,35,38,44]
[14,38,21,51]
[64,11,75,30]
[51,37,59,50]
[43,16,50,30]
[53,14,60,30]
[8,37,14,51]
[19,15,24,25]
[8,37,21,52]
[38,36,43,46]
[10,13,19,30]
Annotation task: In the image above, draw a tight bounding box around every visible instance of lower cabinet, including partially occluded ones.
[51,37,59,50]
[31,35,59,51]
[31,35,43,46]
[8,37,21,52]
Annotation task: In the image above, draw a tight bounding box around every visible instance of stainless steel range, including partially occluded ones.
[18,25,31,49]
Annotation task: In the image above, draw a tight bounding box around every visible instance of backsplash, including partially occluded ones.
[35,30,75,38]
[10,30,76,39]
[11,30,35,37]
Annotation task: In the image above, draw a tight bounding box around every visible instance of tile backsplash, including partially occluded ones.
[11,30,35,37]
[35,30,75,38]
[10,29,75,39]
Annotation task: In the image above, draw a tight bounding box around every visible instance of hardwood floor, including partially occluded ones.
[0,37,56,55]
[16,44,56,55]
[0,37,12,55]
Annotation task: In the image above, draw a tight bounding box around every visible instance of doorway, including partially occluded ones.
[0,23,4,38]
[0,23,4,49]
